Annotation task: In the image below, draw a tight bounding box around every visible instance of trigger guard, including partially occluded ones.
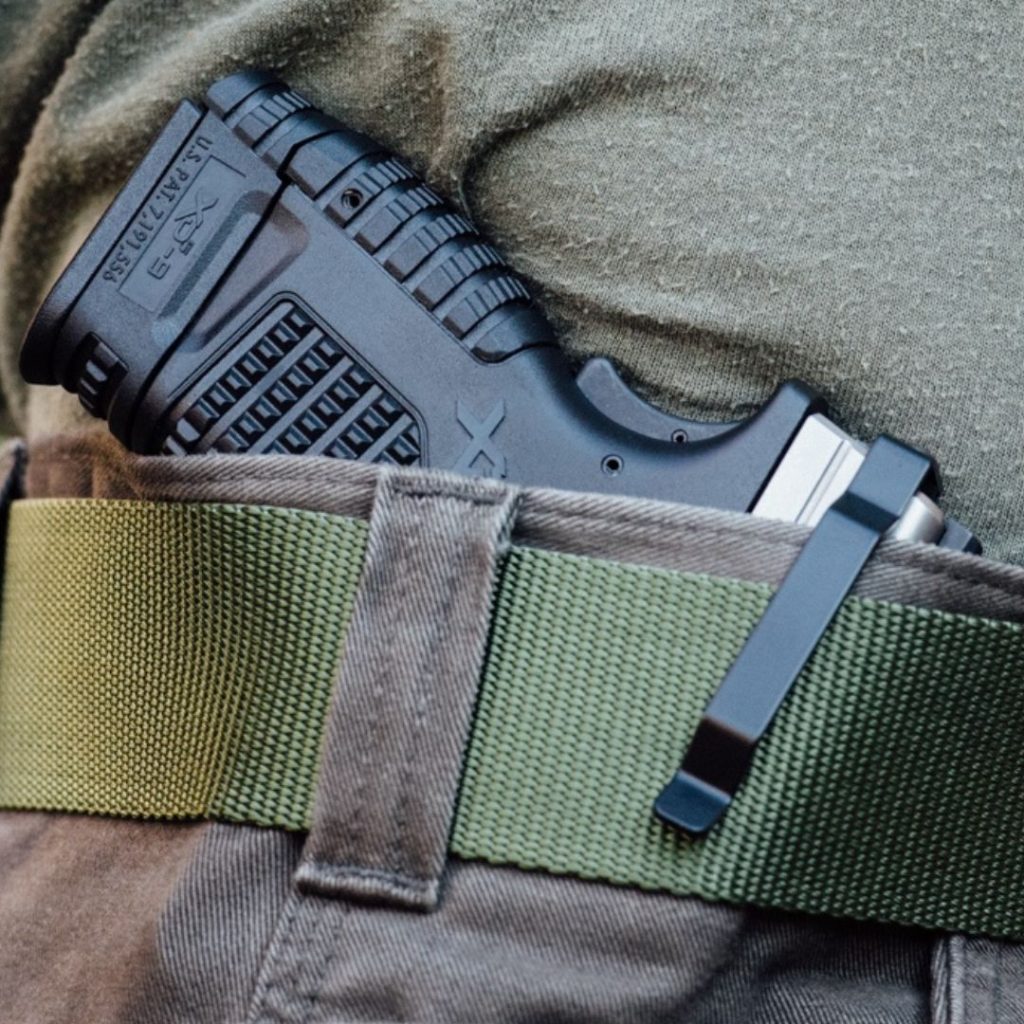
[574,358,738,444]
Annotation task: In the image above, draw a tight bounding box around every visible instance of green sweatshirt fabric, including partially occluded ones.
[0,1,1022,561]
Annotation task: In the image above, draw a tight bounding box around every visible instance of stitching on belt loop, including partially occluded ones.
[294,467,519,910]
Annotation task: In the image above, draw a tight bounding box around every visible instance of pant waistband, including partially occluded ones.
[2,436,1024,938]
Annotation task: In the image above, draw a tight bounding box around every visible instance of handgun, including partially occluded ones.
[19,70,979,552]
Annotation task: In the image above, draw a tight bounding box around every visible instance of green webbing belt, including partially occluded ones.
[1,499,1023,938]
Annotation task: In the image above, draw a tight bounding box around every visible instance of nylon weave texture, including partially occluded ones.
[1,498,1023,939]
[451,547,1024,938]
[0,499,366,823]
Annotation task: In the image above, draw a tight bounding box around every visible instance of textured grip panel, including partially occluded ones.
[160,299,421,467]
[232,87,314,146]
[212,74,554,364]
[282,123,554,360]
[383,212,476,280]
[18,70,556,463]
[443,275,531,338]
[75,335,127,419]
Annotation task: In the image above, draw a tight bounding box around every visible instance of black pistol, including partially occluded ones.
[19,70,978,552]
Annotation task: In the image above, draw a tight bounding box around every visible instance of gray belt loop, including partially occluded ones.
[931,935,1024,1024]
[294,468,519,911]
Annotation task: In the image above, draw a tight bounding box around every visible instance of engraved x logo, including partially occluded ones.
[454,399,507,478]
[172,189,219,245]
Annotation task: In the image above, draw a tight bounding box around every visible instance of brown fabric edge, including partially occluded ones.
[21,430,1024,623]
[295,470,519,910]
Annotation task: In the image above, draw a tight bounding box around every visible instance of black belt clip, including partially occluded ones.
[655,436,938,837]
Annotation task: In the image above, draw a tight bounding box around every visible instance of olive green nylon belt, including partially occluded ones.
[1,499,1023,938]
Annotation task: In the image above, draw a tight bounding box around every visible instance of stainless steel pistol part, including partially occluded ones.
[754,413,946,545]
